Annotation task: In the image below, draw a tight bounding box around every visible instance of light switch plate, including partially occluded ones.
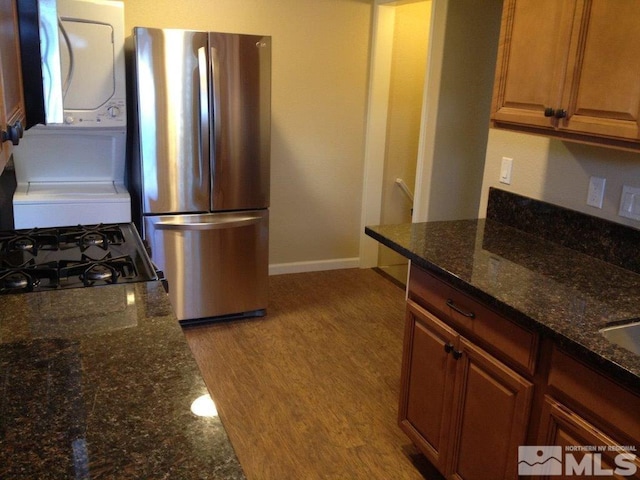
[618,185,640,221]
[499,157,513,185]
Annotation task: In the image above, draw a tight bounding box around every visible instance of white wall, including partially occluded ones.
[479,128,640,226]
[122,0,373,273]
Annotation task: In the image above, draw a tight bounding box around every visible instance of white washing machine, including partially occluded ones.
[12,127,130,229]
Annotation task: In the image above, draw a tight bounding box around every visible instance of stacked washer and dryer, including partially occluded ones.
[12,0,130,229]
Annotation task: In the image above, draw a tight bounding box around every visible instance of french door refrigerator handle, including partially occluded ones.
[197,46,209,190]
[155,216,262,231]
[210,45,222,196]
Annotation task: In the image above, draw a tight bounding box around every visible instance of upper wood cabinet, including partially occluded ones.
[491,0,640,149]
[0,0,26,169]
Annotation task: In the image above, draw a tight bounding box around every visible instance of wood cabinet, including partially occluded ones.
[399,267,536,479]
[537,397,640,479]
[399,301,457,472]
[0,0,26,169]
[491,0,640,149]
[537,346,640,479]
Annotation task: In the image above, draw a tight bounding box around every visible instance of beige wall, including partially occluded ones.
[479,129,640,227]
[122,0,373,271]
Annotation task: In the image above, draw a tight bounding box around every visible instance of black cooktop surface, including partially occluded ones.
[0,223,157,294]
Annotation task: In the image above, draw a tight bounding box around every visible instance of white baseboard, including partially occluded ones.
[269,257,360,276]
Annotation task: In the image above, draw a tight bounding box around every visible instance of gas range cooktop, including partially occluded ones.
[0,223,157,295]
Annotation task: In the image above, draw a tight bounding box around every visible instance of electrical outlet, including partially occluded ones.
[499,157,513,185]
[586,176,606,208]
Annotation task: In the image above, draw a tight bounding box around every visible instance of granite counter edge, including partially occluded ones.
[364,226,640,393]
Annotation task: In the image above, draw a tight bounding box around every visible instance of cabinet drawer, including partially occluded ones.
[547,347,640,445]
[408,265,538,375]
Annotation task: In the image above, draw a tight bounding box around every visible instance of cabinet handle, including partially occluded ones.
[544,107,555,117]
[444,343,454,354]
[446,299,475,318]
[452,349,463,360]
[554,109,567,119]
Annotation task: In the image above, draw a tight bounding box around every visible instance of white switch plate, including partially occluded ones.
[499,157,513,185]
[618,185,640,221]
[586,176,606,208]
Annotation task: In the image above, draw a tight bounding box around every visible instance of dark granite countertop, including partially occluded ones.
[365,218,640,392]
[0,281,245,479]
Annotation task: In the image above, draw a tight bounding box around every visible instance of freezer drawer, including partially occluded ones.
[143,210,268,323]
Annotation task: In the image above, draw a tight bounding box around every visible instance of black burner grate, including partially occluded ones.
[0,223,156,295]
[0,259,59,293]
[59,253,137,287]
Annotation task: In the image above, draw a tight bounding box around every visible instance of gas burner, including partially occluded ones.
[0,260,59,293]
[59,224,125,251]
[0,229,59,255]
[84,264,115,282]
[0,223,156,294]
[59,253,137,287]
[13,238,35,251]
[3,272,30,290]
[83,233,106,247]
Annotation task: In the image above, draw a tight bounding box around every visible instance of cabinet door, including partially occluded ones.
[492,0,576,128]
[447,337,534,480]
[537,397,640,479]
[560,0,640,141]
[0,73,8,167]
[0,0,25,167]
[398,300,457,472]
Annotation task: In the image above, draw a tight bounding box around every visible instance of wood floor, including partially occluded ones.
[183,268,443,480]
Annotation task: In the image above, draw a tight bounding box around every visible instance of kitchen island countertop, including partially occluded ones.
[366,218,640,392]
[0,281,245,479]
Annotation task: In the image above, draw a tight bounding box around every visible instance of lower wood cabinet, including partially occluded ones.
[537,396,640,479]
[399,299,534,479]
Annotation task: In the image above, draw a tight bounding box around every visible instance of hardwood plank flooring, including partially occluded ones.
[183,268,443,479]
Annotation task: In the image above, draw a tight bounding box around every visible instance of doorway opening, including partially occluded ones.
[360,0,432,286]
[360,0,503,286]
[378,0,431,286]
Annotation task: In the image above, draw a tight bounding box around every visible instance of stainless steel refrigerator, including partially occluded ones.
[131,27,270,324]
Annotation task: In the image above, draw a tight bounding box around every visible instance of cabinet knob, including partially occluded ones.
[554,109,567,119]
[544,107,555,117]
[13,121,23,139]
[452,350,463,360]
[444,343,454,354]
[1,121,22,145]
